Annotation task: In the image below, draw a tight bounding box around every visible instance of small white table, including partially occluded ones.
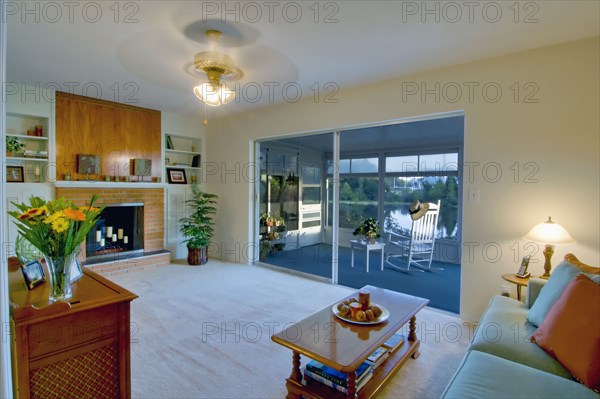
[350,240,385,272]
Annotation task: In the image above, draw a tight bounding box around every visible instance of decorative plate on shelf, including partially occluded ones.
[331,303,390,325]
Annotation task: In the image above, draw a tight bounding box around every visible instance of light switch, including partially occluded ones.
[469,188,480,203]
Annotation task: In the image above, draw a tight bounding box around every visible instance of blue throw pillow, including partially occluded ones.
[527,261,583,326]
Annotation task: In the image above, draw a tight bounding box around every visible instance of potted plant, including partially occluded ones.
[260,212,275,227]
[353,217,381,243]
[259,239,270,261]
[6,136,25,157]
[179,184,218,265]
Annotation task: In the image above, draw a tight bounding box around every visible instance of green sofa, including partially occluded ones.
[442,278,600,398]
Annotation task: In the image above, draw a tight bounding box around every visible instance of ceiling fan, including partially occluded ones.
[192,29,243,107]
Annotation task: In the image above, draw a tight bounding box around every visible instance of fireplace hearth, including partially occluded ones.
[86,203,144,263]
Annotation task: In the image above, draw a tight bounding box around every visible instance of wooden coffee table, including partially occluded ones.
[272,285,429,399]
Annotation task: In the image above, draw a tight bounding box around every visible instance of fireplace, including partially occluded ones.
[86,203,144,263]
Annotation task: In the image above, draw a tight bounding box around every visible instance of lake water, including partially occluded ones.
[336,202,458,239]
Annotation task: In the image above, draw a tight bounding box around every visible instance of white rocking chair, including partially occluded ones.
[385,200,441,272]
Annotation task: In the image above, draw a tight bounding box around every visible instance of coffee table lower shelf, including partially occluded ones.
[285,338,421,399]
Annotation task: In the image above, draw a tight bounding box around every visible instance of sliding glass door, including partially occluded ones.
[254,114,464,313]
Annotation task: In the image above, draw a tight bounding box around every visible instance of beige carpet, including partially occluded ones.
[109,260,470,398]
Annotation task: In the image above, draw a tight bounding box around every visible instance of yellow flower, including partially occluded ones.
[19,207,45,220]
[51,218,70,233]
[64,208,86,221]
[44,211,66,224]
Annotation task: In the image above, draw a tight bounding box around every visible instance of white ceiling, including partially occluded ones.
[6,1,599,117]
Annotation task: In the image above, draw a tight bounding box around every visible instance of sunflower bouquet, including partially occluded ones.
[9,196,102,300]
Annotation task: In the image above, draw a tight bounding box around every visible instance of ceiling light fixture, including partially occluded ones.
[192,30,243,123]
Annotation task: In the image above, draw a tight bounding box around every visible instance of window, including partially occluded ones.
[327,150,460,240]
[328,177,379,228]
[327,157,377,174]
[386,153,457,173]
[384,175,459,239]
[384,152,459,239]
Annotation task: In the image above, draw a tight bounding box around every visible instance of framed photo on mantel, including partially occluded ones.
[167,168,187,184]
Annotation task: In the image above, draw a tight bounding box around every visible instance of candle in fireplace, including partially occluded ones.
[117,228,123,239]
[106,226,113,237]
[123,236,129,244]
[112,234,117,242]
[100,238,105,247]
[95,230,101,242]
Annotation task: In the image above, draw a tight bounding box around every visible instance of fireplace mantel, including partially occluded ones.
[55,181,166,189]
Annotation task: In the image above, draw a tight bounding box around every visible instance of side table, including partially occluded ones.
[350,240,385,272]
[501,273,531,301]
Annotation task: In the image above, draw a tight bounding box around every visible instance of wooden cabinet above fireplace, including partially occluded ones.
[55,91,161,182]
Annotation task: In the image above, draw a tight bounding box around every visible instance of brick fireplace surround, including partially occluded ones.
[56,187,170,275]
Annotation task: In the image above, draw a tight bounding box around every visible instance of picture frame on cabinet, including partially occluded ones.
[21,260,46,290]
[6,166,25,182]
[70,258,84,283]
[167,168,187,184]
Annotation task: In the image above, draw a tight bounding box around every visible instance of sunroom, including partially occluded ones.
[255,113,464,313]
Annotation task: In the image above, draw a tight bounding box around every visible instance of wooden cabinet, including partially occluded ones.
[8,258,137,398]
[164,134,202,184]
[55,91,161,182]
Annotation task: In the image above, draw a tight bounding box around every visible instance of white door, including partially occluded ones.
[165,185,190,259]
[298,161,323,247]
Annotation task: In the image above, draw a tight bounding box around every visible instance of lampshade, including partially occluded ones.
[193,82,235,107]
[523,217,576,245]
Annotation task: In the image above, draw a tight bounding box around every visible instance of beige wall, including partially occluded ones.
[206,37,600,321]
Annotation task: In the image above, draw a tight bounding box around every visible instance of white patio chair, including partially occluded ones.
[385,200,441,272]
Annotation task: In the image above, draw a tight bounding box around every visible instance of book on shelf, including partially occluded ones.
[382,332,406,352]
[166,135,174,150]
[191,154,201,167]
[23,150,48,158]
[303,367,373,394]
[366,346,390,369]
[305,360,371,387]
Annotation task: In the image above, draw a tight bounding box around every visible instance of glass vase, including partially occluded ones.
[44,253,75,302]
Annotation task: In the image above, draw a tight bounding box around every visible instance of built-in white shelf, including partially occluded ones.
[164,133,202,185]
[166,165,201,171]
[6,157,49,162]
[6,134,48,141]
[165,149,200,156]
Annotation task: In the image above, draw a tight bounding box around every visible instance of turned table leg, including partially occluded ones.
[290,351,302,382]
[346,370,357,399]
[409,316,421,359]
[285,351,303,399]
[408,316,417,341]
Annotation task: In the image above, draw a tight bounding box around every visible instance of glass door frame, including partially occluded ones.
[251,111,464,286]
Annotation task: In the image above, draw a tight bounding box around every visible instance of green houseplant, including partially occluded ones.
[353,217,381,243]
[6,136,25,157]
[179,184,218,265]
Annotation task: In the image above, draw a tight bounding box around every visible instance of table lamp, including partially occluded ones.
[523,216,576,279]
